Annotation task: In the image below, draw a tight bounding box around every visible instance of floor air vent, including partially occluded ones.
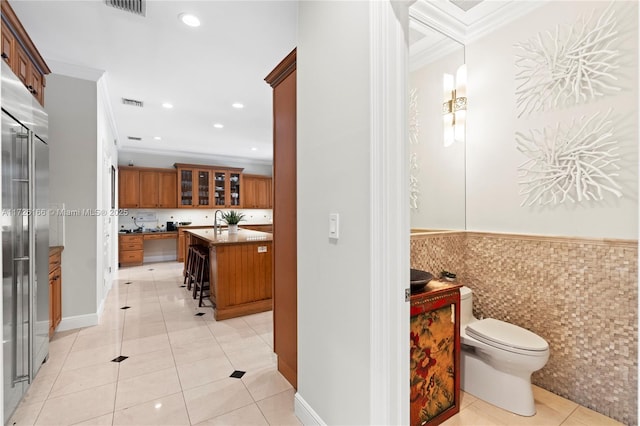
[105,0,145,17]
[122,98,144,108]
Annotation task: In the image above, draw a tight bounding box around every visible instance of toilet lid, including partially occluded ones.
[466,318,548,352]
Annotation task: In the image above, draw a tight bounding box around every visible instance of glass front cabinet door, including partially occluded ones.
[213,171,227,207]
[196,170,211,208]
[229,172,241,207]
[179,169,194,207]
[176,164,243,208]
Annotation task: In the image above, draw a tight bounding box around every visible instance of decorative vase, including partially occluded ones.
[228,224,238,234]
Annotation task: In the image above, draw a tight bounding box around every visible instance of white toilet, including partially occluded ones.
[459,286,549,416]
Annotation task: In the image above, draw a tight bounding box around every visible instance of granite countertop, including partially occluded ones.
[119,230,178,235]
[184,228,272,246]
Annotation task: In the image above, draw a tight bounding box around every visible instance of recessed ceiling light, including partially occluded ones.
[250,147,258,151]
[213,123,224,129]
[179,13,200,27]
[162,102,173,109]
[232,102,244,109]
[153,136,162,141]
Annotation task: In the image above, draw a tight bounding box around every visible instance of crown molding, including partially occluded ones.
[117,146,273,167]
[47,59,105,82]
[409,0,550,60]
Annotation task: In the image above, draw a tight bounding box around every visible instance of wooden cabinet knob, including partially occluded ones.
[1,52,8,59]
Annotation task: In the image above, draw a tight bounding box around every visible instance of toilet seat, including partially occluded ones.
[466,318,548,355]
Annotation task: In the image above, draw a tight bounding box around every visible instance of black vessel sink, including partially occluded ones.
[410,269,434,293]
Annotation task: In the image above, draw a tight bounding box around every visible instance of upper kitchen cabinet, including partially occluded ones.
[119,166,177,209]
[119,168,140,208]
[139,169,177,208]
[175,164,243,209]
[177,167,213,208]
[1,0,50,106]
[243,174,272,209]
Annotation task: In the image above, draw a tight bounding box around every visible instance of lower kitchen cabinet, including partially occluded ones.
[119,234,143,266]
[49,246,63,337]
[410,281,461,426]
[119,232,178,267]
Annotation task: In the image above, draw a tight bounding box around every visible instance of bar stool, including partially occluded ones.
[191,246,210,307]
[183,244,198,290]
[184,244,206,291]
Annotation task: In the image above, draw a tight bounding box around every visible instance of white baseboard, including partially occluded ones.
[294,393,325,425]
[56,313,98,332]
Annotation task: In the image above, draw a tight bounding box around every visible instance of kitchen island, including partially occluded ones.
[184,228,272,320]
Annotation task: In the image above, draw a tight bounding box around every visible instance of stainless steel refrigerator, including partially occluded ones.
[1,60,49,423]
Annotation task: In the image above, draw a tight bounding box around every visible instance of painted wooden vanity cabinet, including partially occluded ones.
[410,281,461,426]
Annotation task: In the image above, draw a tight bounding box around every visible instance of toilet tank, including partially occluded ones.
[459,286,475,327]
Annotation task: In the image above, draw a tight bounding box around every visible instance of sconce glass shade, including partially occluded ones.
[442,65,467,146]
[454,64,467,143]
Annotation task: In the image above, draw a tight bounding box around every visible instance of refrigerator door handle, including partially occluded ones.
[27,131,34,384]
[12,257,30,386]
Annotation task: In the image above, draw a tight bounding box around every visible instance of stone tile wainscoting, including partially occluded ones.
[410,231,638,425]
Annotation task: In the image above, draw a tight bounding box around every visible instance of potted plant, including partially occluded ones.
[221,210,245,234]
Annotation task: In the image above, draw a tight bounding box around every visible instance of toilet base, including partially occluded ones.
[461,349,536,416]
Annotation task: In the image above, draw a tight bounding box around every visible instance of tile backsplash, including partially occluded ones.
[118,208,272,232]
[410,231,638,425]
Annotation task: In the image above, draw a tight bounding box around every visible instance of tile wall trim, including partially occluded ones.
[464,231,637,247]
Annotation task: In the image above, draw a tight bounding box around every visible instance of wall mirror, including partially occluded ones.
[408,11,466,232]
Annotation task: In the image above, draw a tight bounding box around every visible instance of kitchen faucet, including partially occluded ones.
[213,210,223,235]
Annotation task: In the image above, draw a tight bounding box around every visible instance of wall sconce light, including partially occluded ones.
[442,64,467,147]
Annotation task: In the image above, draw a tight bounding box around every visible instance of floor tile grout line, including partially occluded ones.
[29,326,81,425]
[158,266,195,426]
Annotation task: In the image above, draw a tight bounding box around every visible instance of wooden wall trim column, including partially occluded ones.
[265,48,297,389]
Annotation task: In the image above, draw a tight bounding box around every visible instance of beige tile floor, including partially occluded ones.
[9,261,624,426]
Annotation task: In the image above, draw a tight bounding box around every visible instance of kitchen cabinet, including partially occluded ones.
[118,232,177,267]
[243,174,272,209]
[177,168,213,208]
[175,164,243,209]
[119,168,140,208]
[139,170,177,208]
[410,281,461,426]
[1,0,50,106]
[118,167,176,209]
[49,247,63,337]
[119,234,143,266]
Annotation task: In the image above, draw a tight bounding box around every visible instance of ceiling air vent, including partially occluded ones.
[127,136,142,141]
[122,98,143,108]
[105,0,145,17]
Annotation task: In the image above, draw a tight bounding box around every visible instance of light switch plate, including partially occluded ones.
[329,213,339,239]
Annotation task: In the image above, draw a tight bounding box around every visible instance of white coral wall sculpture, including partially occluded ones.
[514,4,620,118]
[409,88,420,209]
[516,109,622,206]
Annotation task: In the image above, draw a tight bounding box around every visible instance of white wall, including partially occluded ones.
[47,74,99,321]
[409,48,466,230]
[297,1,373,423]
[465,1,638,239]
